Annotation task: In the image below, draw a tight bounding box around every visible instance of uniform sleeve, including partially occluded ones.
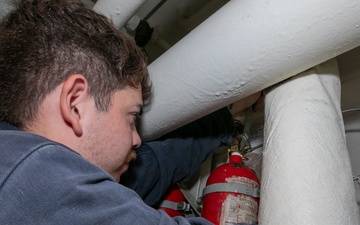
[121,107,234,206]
[0,144,212,225]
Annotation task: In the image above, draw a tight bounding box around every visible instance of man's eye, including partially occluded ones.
[132,114,140,124]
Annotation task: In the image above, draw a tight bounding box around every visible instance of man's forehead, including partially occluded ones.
[115,87,143,105]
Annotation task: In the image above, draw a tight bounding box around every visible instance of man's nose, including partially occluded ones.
[133,131,142,149]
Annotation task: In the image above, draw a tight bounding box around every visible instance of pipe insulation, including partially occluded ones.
[260,58,360,224]
[140,0,360,141]
[93,0,147,29]
[0,1,14,20]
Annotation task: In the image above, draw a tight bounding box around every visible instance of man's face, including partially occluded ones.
[81,87,143,182]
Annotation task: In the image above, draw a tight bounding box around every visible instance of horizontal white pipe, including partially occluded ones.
[260,58,359,224]
[93,0,147,29]
[140,0,360,141]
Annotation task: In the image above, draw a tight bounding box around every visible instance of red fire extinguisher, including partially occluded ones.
[156,184,191,217]
[201,151,260,225]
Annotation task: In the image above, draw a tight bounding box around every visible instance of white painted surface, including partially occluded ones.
[0,1,13,20]
[93,0,147,29]
[140,0,360,141]
[260,59,359,224]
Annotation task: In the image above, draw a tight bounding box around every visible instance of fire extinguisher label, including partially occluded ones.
[225,176,258,188]
[217,176,259,225]
[220,194,258,225]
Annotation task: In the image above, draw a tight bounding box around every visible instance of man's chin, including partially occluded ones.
[115,162,130,182]
[116,151,137,182]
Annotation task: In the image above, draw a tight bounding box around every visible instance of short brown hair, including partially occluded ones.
[0,0,152,128]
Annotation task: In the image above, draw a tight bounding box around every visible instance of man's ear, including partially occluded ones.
[60,74,89,136]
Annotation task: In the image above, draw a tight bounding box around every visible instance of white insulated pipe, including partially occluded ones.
[93,0,147,29]
[0,1,14,20]
[140,0,360,141]
[261,59,359,224]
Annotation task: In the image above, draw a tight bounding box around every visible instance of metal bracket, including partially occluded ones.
[157,200,192,213]
[202,182,260,198]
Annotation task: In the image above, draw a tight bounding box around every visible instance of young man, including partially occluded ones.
[0,0,261,224]
[121,93,262,207]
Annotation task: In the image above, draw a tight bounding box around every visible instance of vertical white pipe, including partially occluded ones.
[260,58,359,224]
[93,0,147,29]
[141,0,360,141]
